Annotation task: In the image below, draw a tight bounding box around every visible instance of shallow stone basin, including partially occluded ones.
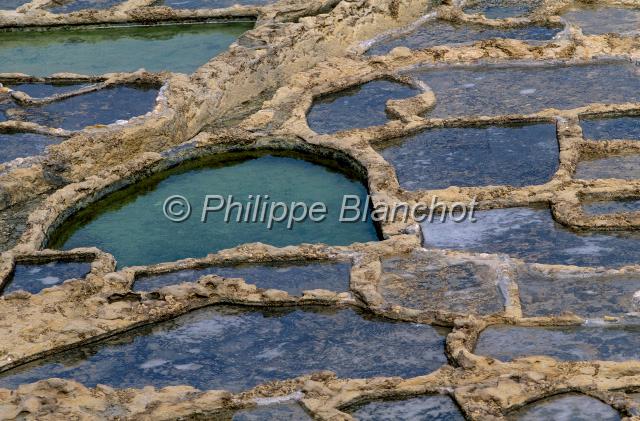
[463,0,542,18]
[306,79,418,134]
[0,22,253,75]
[576,154,640,180]
[517,266,640,318]
[50,153,379,268]
[1,260,91,295]
[410,61,640,118]
[561,5,640,35]
[0,132,62,163]
[507,394,620,421]
[0,306,449,391]
[367,19,560,55]
[0,0,28,10]
[580,116,640,140]
[376,123,558,190]
[348,394,465,420]
[134,260,352,294]
[4,84,159,130]
[475,324,640,362]
[379,250,505,316]
[421,207,640,267]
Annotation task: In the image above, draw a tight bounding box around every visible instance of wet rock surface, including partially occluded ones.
[411,61,640,118]
[2,260,91,295]
[422,207,640,267]
[377,123,558,190]
[517,265,640,318]
[580,116,640,140]
[307,79,418,133]
[0,306,449,391]
[506,393,621,421]
[576,154,640,180]
[463,0,542,19]
[475,324,640,362]
[348,394,465,420]
[135,260,351,294]
[380,250,504,316]
[561,5,640,35]
[0,132,62,164]
[367,19,561,56]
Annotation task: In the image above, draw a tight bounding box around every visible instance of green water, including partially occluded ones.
[50,152,379,267]
[0,22,253,76]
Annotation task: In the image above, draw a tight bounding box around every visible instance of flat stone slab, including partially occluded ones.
[348,395,465,420]
[561,5,640,35]
[380,250,504,316]
[422,207,640,267]
[576,154,640,180]
[580,116,640,140]
[475,324,640,362]
[506,394,621,421]
[463,0,542,18]
[367,19,560,55]
[376,123,558,190]
[517,266,640,318]
[2,261,92,295]
[306,79,418,134]
[410,61,640,118]
[0,306,449,391]
[0,23,253,75]
[134,261,352,295]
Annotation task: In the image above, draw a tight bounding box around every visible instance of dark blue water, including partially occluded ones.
[0,132,62,163]
[0,306,449,391]
[2,261,91,295]
[349,395,465,420]
[580,116,640,141]
[377,123,558,190]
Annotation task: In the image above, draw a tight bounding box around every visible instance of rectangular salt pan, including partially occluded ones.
[475,325,640,362]
[0,132,62,164]
[411,61,640,118]
[367,19,560,56]
[562,6,640,35]
[580,116,640,140]
[376,123,558,190]
[421,207,640,267]
[134,261,351,295]
[0,306,449,391]
[2,261,91,295]
[576,155,640,180]
[517,266,640,317]
[0,22,253,76]
[582,199,640,215]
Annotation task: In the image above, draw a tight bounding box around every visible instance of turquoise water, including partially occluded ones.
[50,153,379,268]
[0,22,253,76]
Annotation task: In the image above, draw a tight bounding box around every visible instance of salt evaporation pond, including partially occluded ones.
[576,154,640,180]
[0,132,62,163]
[582,199,640,215]
[47,0,123,14]
[580,116,640,140]
[0,306,449,391]
[410,61,640,118]
[463,0,542,19]
[134,260,351,294]
[348,395,465,420]
[561,5,640,35]
[50,153,379,268]
[421,207,640,267]
[376,123,558,190]
[1,261,92,295]
[161,0,276,9]
[367,19,560,55]
[0,22,253,75]
[507,394,620,421]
